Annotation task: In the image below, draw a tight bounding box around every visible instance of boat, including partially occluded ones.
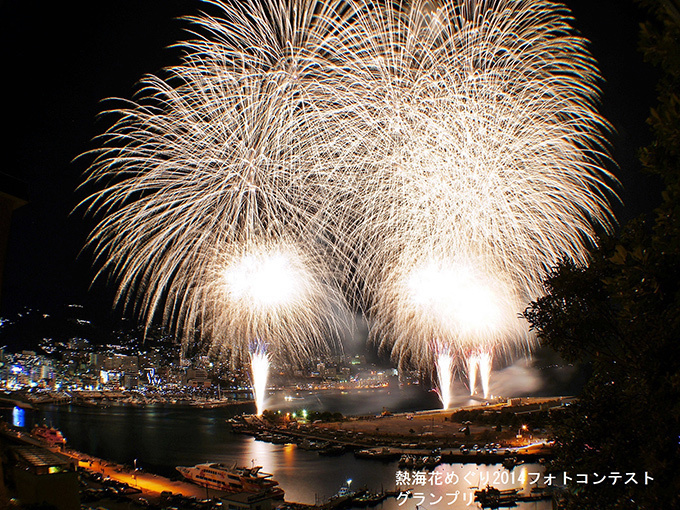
[176,462,284,498]
[318,444,346,456]
[474,485,520,508]
[270,434,293,444]
[328,483,359,503]
[298,438,329,451]
[353,491,388,507]
[424,455,442,469]
[398,454,415,468]
[354,448,399,460]
[502,456,522,470]
[31,425,66,447]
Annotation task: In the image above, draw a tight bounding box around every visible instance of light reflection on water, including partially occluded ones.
[2,385,551,510]
[217,436,550,510]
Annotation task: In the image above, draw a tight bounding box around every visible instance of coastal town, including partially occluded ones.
[0,304,412,408]
[0,304,566,510]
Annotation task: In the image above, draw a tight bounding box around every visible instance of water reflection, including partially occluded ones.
[245,436,274,471]
[12,406,25,427]
[266,384,451,416]
[282,443,295,465]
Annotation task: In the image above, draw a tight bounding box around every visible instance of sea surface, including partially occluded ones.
[3,384,551,510]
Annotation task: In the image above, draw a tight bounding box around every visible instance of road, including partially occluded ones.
[65,450,229,502]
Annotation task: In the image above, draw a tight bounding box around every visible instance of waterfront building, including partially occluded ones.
[0,440,78,510]
[221,490,277,510]
[123,373,139,389]
[184,368,212,388]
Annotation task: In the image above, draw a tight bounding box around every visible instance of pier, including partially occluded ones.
[231,413,553,467]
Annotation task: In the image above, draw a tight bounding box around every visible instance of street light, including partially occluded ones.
[517,424,528,445]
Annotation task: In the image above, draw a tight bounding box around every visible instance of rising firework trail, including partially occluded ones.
[468,351,493,399]
[249,342,270,416]
[467,354,478,397]
[478,352,492,399]
[435,345,454,410]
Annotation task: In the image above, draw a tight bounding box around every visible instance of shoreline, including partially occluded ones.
[0,424,229,507]
[1,389,255,409]
[230,397,562,463]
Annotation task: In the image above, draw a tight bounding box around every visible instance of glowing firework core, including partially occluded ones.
[218,246,325,416]
[222,251,303,310]
[250,346,270,416]
[407,261,503,334]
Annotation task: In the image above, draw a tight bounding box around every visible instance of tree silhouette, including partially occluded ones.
[524,1,680,508]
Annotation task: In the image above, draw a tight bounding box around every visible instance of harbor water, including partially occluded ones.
[3,386,551,510]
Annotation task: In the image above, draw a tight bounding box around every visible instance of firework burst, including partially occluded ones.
[81,0,619,404]
[79,0,353,375]
[328,0,618,377]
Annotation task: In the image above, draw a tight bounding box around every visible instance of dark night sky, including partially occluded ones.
[0,0,662,322]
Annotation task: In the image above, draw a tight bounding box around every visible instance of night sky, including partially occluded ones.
[0,0,662,321]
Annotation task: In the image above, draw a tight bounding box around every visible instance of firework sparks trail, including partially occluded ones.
[467,354,478,397]
[478,351,492,399]
[80,0,619,405]
[327,0,619,390]
[468,351,493,398]
[250,343,270,416]
[79,0,355,378]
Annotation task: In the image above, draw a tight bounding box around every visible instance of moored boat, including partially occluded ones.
[474,485,520,507]
[31,425,66,447]
[318,444,346,456]
[176,462,284,498]
[354,447,399,460]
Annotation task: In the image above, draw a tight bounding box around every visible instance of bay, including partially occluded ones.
[4,385,550,510]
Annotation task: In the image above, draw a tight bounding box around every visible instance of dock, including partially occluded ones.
[231,414,553,467]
